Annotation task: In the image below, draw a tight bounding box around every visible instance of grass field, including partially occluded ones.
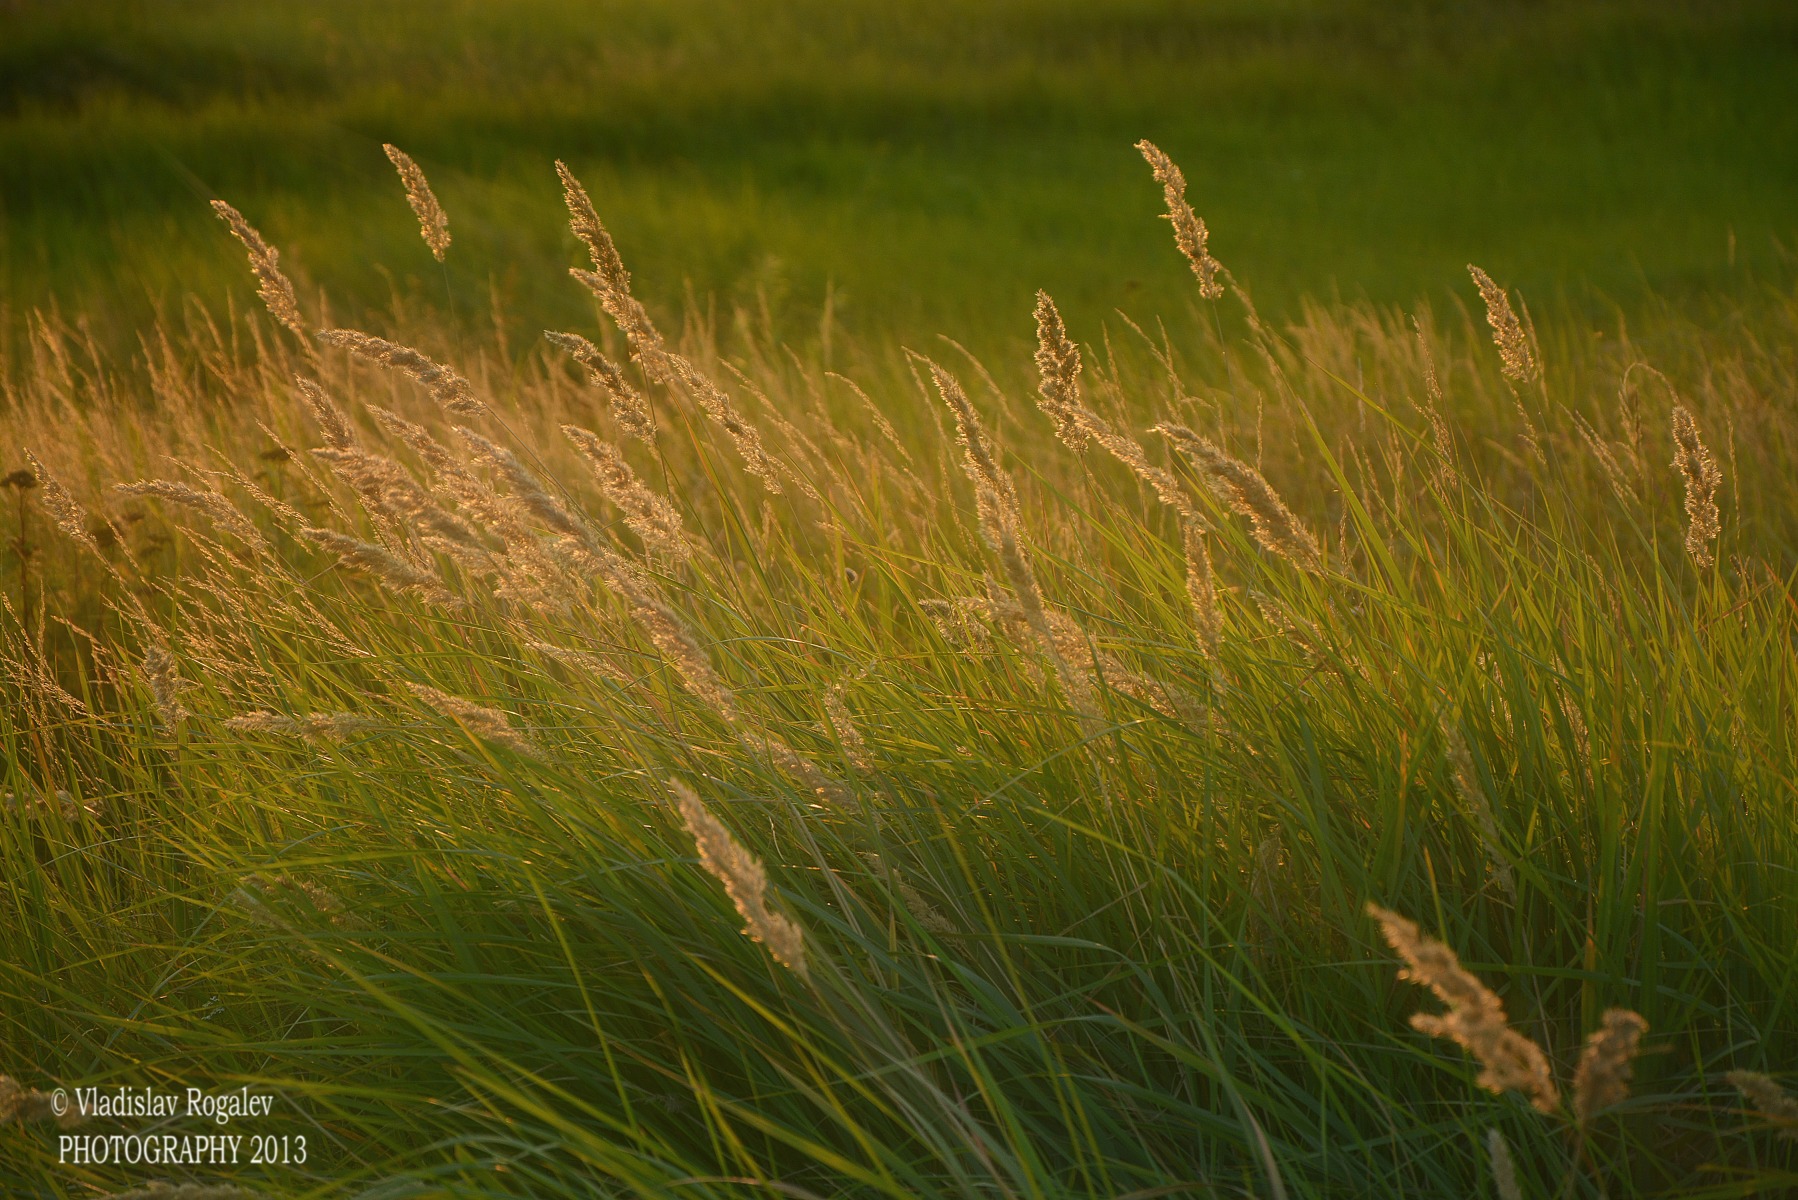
[4,0,1798,359]
[2,3,1798,1198]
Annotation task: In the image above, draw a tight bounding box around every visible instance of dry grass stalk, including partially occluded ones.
[141,644,192,733]
[666,352,785,494]
[1573,1008,1649,1125]
[545,330,656,441]
[1576,415,1640,507]
[300,527,459,607]
[312,447,482,547]
[295,378,357,450]
[1726,1071,1798,1141]
[316,329,485,417]
[1136,140,1223,299]
[1486,1129,1522,1200]
[210,200,306,338]
[1156,423,1322,572]
[556,160,631,294]
[926,358,1095,716]
[457,428,588,539]
[563,424,691,560]
[1032,291,1089,451]
[364,405,475,484]
[1670,404,1722,570]
[0,1074,87,1128]
[407,682,539,758]
[1412,320,1459,488]
[383,144,450,261]
[1183,518,1222,657]
[823,676,872,771]
[669,779,808,979]
[22,449,102,558]
[1366,903,1560,1114]
[224,710,380,739]
[1467,265,1539,385]
[114,480,268,552]
[1442,719,1516,900]
[863,853,953,935]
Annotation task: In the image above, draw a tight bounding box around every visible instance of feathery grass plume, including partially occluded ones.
[666,352,786,494]
[546,330,656,441]
[114,479,268,552]
[22,449,101,557]
[829,370,913,463]
[294,377,356,450]
[312,447,481,546]
[1442,718,1516,899]
[863,853,953,935]
[457,427,588,538]
[1486,1129,1522,1200]
[1183,518,1222,657]
[224,710,380,740]
[365,405,475,483]
[1670,404,1722,570]
[210,200,306,338]
[1467,265,1539,385]
[140,644,190,733]
[316,329,484,417]
[1032,291,1089,451]
[669,779,808,979]
[0,1074,87,1128]
[563,424,691,560]
[823,675,872,771]
[1573,1008,1649,1125]
[300,527,459,607]
[1576,414,1640,506]
[383,143,450,261]
[407,682,540,759]
[1366,903,1560,1114]
[556,159,631,293]
[925,356,1095,716]
[1726,1071,1798,1141]
[1156,423,1322,572]
[1412,319,1459,488]
[1136,140,1224,299]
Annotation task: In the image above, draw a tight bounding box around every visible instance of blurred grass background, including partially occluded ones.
[2,0,1796,365]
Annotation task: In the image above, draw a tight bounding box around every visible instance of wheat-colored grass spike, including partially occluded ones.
[383,144,450,261]
[316,329,484,416]
[1366,903,1560,1114]
[210,200,306,337]
[1136,140,1224,299]
[669,779,808,979]
[1573,1008,1648,1125]
[1670,403,1721,570]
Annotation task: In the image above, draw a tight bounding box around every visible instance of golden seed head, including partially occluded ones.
[1032,291,1089,452]
[669,779,808,979]
[1726,1071,1798,1141]
[546,330,656,441]
[1573,1008,1649,1125]
[210,199,306,338]
[300,526,460,607]
[1467,265,1539,384]
[1366,903,1560,1114]
[1486,1129,1522,1200]
[383,143,450,261]
[1156,423,1321,572]
[316,329,485,417]
[1670,403,1722,571]
[1136,140,1224,299]
[407,682,540,758]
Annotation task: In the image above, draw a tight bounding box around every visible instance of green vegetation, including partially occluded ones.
[3,0,1797,360]
[2,3,1796,1198]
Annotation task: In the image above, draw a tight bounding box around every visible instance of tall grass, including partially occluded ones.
[0,141,1795,1199]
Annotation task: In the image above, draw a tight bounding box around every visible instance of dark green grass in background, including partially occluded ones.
[2,0,1796,361]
